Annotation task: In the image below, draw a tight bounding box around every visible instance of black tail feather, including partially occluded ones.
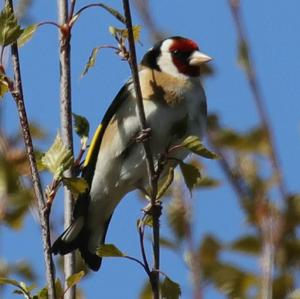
[51,222,102,271]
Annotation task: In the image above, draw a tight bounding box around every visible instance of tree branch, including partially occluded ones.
[122,1,160,298]
[228,0,287,202]
[5,1,56,298]
[57,1,76,299]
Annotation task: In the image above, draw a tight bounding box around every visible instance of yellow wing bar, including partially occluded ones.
[84,123,103,167]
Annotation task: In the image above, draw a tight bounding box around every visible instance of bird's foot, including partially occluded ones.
[135,128,152,143]
[142,200,162,217]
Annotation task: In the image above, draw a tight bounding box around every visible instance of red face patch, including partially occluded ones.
[169,38,201,77]
[169,38,199,53]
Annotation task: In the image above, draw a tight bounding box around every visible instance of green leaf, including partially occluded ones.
[81,47,100,78]
[17,24,37,47]
[55,279,63,298]
[66,271,85,289]
[141,215,153,227]
[179,162,201,194]
[229,235,261,255]
[37,286,48,299]
[0,278,33,297]
[0,277,22,288]
[109,25,141,42]
[139,281,152,299]
[0,4,24,46]
[157,167,174,199]
[161,277,181,299]
[167,197,187,241]
[159,237,178,250]
[195,176,220,189]
[41,133,73,179]
[96,244,124,257]
[181,136,218,159]
[198,235,221,267]
[0,75,9,98]
[72,113,90,148]
[98,3,125,24]
[62,177,89,195]
[238,40,250,73]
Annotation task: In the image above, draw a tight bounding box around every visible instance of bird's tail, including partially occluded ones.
[51,216,102,271]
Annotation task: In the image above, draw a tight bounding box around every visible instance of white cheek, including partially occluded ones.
[157,39,188,79]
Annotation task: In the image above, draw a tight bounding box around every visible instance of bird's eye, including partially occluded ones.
[171,50,191,60]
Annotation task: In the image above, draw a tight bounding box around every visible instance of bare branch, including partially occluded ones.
[57,1,75,299]
[4,1,56,298]
[122,1,160,297]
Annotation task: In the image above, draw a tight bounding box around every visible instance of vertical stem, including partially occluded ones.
[122,1,160,298]
[260,217,275,299]
[5,1,56,298]
[57,1,75,299]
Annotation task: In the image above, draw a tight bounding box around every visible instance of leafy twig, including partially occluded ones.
[4,1,56,298]
[122,0,161,297]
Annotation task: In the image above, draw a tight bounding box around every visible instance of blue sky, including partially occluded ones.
[2,1,300,298]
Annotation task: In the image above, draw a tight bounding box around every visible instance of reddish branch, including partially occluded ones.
[4,1,56,298]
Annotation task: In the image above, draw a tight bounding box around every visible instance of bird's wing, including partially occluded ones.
[82,81,132,185]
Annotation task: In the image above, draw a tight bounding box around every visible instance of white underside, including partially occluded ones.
[86,71,206,252]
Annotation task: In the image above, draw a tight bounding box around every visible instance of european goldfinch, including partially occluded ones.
[52,36,211,271]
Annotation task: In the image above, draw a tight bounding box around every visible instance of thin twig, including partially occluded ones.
[228,0,287,202]
[57,1,76,299]
[124,255,149,272]
[5,1,56,298]
[69,0,77,21]
[122,1,160,298]
[71,3,125,27]
[138,223,151,275]
[37,21,61,29]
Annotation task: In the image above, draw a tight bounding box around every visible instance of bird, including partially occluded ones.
[51,36,212,271]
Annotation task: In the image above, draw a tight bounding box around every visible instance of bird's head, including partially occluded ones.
[141,36,212,78]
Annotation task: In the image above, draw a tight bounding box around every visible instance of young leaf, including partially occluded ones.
[55,279,63,298]
[161,277,181,299]
[41,133,73,179]
[141,215,153,227]
[238,40,250,73]
[81,47,100,78]
[36,286,48,299]
[18,24,38,47]
[195,176,220,189]
[0,5,24,46]
[0,277,22,288]
[96,244,124,257]
[229,235,261,255]
[62,177,88,195]
[0,278,33,297]
[181,136,219,159]
[72,113,89,141]
[157,167,174,199]
[167,197,187,241]
[109,26,141,42]
[0,75,9,98]
[98,3,125,24]
[179,162,201,194]
[66,271,85,289]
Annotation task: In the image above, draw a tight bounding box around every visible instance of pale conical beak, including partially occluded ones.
[189,51,212,66]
